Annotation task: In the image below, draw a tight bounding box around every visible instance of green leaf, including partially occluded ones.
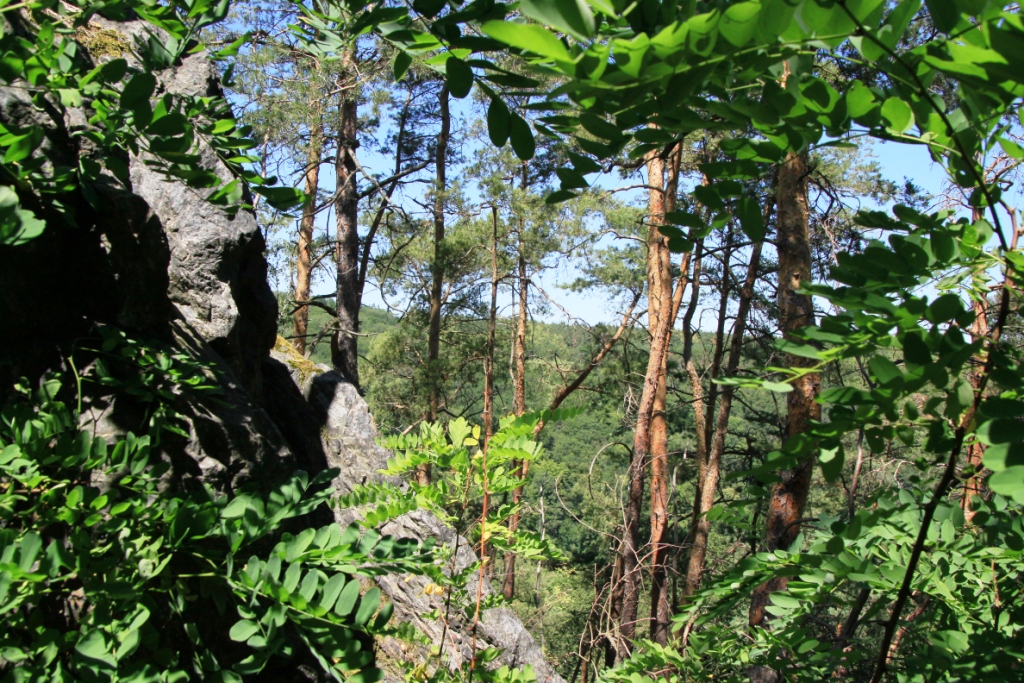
[222,496,250,519]
[988,465,1024,503]
[819,446,844,482]
[4,129,42,164]
[254,186,305,210]
[720,2,762,46]
[413,0,446,17]
[17,532,42,572]
[545,189,577,203]
[579,112,623,142]
[299,569,319,601]
[58,88,82,108]
[998,136,1024,160]
[487,98,510,147]
[0,199,45,246]
[976,419,1024,446]
[120,72,156,109]
[209,119,235,135]
[353,587,381,626]
[319,574,348,611]
[263,554,281,583]
[481,21,573,62]
[664,211,703,228]
[509,113,535,161]
[283,562,302,593]
[980,398,1024,419]
[777,339,821,360]
[927,293,963,322]
[213,32,249,59]
[881,97,914,134]
[229,620,260,642]
[75,631,113,665]
[869,355,902,386]
[983,441,1024,471]
[567,150,601,174]
[285,528,316,562]
[445,56,473,98]
[736,196,764,242]
[769,592,802,609]
[394,51,412,81]
[335,579,360,617]
[519,0,596,40]
[846,81,877,119]
[373,601,395,629]
[660,225,694,253]
[556,168,589,189]
[925,0,960,32]
[763,381,793,393]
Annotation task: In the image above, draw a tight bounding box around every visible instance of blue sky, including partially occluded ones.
[290,88,999,329]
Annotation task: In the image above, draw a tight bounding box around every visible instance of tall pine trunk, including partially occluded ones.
[749,151,820,627]
[483,205,499,449]
[617,259,675,658]
[648,144,682,645]
[331,72,360,387]
[502,162,531,601]
[418,83,450,486]
[293,117,323,356]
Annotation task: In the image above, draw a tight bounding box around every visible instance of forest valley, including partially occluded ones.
[2,0,1024,682]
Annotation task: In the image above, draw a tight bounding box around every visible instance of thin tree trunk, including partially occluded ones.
[607,545,624,666]
[682,201,769,600]
[513,163,530,418]
[617,268,675,658]
[534,486,546,648]
[682,241,707,534]
[648,144,681,645]
[503,162,531,601]
[885,593,930,666]
[331,70,360,387]
[963,207,989,523]
[418,83,450,486]
[483,205,499,450]
[293,119,324,356]
[749,151,820,628]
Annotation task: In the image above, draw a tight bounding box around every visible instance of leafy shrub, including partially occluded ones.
[0,338,435,682]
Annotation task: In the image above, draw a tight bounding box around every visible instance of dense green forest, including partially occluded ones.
[4,0,1024,682]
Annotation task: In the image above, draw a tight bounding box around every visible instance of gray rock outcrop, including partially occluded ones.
[268,340,566,683]
[0,17,564,683]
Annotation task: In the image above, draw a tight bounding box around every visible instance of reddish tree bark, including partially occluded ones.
[503,162,531,600]
[648,144,683,645]
[616,267,676,658]
[749,151,820,627]
[293,119,323,356]
[331,69,360,387]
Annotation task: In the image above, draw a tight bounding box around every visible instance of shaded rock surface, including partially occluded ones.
[0,17,564,683]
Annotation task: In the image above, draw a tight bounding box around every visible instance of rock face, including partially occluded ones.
[0,19,564,683]
[268,341,567,683]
